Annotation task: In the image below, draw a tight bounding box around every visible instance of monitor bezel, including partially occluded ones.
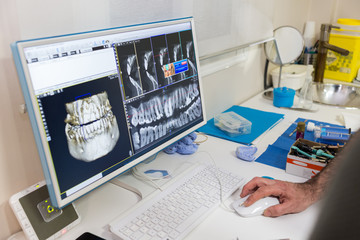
[11,17,207,208]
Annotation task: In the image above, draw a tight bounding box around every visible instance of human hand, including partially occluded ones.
[240,177,317,217]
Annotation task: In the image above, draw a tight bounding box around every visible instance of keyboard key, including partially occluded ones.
[130,231,143,240]
[158,231,167,238]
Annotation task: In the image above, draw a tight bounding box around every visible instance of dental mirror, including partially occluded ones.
[264,26,304,88]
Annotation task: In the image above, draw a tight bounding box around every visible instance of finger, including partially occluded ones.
[240,177,273,197]
[243,185,282,206]
[263,201,293,217]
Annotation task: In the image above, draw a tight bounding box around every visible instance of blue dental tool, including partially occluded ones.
[144,169,170,178]
[291,146,316,159]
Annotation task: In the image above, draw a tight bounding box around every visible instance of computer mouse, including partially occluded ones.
[231,195,280,217]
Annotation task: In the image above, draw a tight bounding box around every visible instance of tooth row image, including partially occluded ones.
[127,81,202,152]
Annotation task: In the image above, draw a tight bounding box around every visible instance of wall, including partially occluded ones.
[1,0,358,238]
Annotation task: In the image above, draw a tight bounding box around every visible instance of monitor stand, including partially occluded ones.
[109,151,196,200]
[109,153,160,200]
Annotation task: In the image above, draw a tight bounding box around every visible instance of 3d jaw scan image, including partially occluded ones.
[64,91,120,162]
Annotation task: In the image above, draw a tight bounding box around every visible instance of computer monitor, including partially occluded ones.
[11,17,206,208]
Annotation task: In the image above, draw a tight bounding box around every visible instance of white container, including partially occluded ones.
[214,111,251,137]
[271,64,307,90]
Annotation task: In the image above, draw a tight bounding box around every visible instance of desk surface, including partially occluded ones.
[60,91,360,240]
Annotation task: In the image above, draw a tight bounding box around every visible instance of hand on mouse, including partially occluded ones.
[240,132,360,217]
[240,177,318,217]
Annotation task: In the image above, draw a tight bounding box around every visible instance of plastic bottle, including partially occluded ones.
[298,65,314,109]
[296,122,305,140]
[307,122,351,142]
[313,126,351,142]
[303,21,316,53]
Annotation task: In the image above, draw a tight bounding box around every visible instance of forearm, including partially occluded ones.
[302,156,338,203]
[303,131,360,203]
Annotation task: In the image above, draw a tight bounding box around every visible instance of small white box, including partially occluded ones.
[214,111,251,137]
[286,154,326,179]
[271,64,307,90]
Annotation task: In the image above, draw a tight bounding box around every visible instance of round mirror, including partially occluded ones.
[264,26,304,107]
[264,26,304,89]
[264,26,304,65]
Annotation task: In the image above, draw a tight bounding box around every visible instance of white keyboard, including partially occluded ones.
[110,165,245,240]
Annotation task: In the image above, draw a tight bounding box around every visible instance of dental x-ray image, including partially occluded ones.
[167,33,182,62]
[64,91,120,162]
[180,30,197,78]
[152,35,173,87]
[126,79,202,153]
[116,43,143,99]
[136,38,159,93]
[166,32,183,82]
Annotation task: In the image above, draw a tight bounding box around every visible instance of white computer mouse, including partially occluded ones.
[232,195,280,217]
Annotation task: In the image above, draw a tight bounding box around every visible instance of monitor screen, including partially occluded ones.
[11,17,206,208]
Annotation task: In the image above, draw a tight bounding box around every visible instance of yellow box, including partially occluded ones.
[324,21,360,82]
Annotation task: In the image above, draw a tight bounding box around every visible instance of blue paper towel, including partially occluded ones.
[197,105,284,145]
[256,118,345,170]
